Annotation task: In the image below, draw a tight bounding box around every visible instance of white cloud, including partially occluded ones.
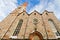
[29,0,60,20]
[0,0,17,22]
[29,4,44,14]
[0,0,60,22]
[46,0,60,20]
[29,0,48,13]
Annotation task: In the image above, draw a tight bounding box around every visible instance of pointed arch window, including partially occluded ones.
[13,19,23,36]
[48,19,60,36]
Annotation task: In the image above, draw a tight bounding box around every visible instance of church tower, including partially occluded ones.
[0,3,60,40]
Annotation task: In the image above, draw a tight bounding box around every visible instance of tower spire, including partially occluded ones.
[22,2,28,8]
[17,2,28,12]
[22,2,28,10]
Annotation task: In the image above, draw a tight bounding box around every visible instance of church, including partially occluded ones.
[0,3,60,40]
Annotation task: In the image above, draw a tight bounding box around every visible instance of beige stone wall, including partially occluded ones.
[24,11,47,39]
[0,14,17,39]
[47,12,60,33]
[0,10,60,39]
[42,10,60,39]
[0,6,26,39]
[18,11,28,39]
[42,11,56,39]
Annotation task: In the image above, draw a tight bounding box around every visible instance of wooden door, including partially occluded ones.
[29,31,43,40]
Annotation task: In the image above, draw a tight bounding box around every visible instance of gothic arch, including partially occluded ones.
[29,31,43,40]
[48,19,57,32]
[13,19,23,36]
[48,19,60,36]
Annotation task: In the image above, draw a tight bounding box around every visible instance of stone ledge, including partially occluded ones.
[1,38,60,40]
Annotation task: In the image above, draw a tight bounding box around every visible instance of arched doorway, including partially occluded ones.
[29,31,43,40]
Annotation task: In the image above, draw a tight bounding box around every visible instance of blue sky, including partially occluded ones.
[0,0,60,22]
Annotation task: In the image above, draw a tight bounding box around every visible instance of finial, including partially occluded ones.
[22,2,28,8]
[18,2,28,12]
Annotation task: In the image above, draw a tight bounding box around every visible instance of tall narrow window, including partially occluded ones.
[13,19,23,36]
[48,19,57,32]
[48,19,60,36]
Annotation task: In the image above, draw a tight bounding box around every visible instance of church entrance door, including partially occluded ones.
[29,31,43,40]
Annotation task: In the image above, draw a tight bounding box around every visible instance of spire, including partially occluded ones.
[22,2,28,8]
[22,2,28,10]
[14,2,28,14]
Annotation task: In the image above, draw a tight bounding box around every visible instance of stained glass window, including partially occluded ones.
[13,19,23,36]
[48,19,60,36]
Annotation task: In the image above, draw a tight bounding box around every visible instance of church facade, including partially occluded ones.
[0,3,60,40]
